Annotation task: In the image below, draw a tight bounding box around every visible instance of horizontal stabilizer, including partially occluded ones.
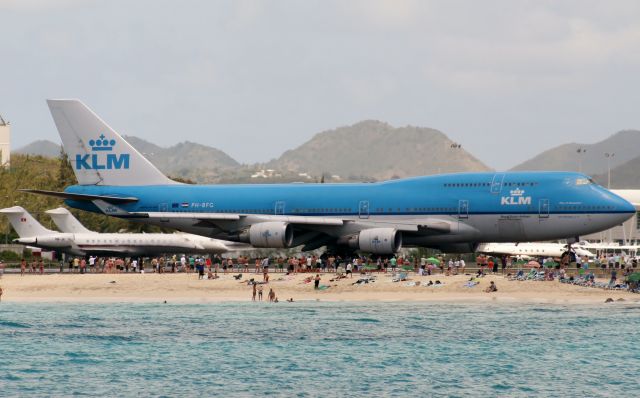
[20,189,138,204]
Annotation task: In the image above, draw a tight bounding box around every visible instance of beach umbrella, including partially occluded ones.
[544,261,559,268]
[627,273,640,282]
[426,257,441,265]
[401,265,415,271]
[525,260,541,268]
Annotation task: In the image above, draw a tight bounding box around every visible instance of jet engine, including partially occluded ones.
[242,222,293,248]
[339,228,402,254]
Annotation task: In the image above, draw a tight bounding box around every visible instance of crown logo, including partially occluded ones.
[89,134,116,151]
[510,188,524,196]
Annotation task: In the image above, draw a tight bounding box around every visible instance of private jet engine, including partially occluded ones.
[240,222,294,248]
[339,228,402,254]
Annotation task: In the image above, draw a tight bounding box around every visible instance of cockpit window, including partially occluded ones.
[576,178,592,185]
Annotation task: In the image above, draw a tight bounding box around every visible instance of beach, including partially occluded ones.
[1,271,637,304]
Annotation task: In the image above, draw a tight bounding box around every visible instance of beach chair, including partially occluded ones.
[392,272,408,282]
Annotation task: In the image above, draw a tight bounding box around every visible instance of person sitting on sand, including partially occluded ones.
[484,281,498,293]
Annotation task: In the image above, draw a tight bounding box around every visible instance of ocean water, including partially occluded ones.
[0,302,639,397]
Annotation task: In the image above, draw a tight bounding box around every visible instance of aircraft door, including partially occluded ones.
[359,200,370,219]
[274,201,285,215]
[458,200,469,219]
[490,173,505,194]
[539,198,550,218]
[159,203,169,222]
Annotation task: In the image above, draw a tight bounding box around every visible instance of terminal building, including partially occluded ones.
[0,114,9,167]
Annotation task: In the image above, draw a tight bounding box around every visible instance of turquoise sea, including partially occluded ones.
[0,302,639,397]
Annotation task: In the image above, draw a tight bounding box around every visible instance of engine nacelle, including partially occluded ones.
[340,228,402,254]
[244,222,293,248]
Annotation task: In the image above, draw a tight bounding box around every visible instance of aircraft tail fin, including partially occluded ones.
[0,206,56,237]
[46,207,93,233]
[46,99,179,186]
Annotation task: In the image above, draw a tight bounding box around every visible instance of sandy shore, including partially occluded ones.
[1,272,638,304]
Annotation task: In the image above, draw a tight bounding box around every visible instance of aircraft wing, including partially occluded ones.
[142,212,345,226]
[98,204,450,231]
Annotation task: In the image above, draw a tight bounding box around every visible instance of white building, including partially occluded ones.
[0,114,9,167]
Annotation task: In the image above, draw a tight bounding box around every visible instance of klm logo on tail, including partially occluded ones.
[75,134,130,170]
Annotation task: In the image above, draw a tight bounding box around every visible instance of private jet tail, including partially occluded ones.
[0,206,56,238]
[46,207,92,233]
[46,99,179,186]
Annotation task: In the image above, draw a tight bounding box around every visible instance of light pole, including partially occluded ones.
[605,152,615,189]
[576,148,586,173]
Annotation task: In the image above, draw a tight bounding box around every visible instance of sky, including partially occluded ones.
[1,0,639,170]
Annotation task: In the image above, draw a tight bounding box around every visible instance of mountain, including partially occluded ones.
[14,140,61,157]
[121,136,240,182]
[266,120,490,181]
[510,130,640,175]
[591,155,640,189]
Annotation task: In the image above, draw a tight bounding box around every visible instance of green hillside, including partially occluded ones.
[0,153,160,240]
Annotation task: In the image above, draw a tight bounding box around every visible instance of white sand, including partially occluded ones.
[1,272,637,304]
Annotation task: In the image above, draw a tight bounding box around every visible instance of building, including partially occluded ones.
[0,114,9,167]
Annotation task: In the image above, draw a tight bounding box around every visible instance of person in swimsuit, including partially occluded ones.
[484,281,498,293]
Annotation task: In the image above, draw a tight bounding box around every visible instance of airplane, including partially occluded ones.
[23,99,636,255]
[0,206,244,257]
[477,242,595,260]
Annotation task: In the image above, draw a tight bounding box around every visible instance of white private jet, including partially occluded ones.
[477,242,595,259]
[1,206,247,257]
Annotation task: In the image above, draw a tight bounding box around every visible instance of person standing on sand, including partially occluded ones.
[39,259,44,275]
[20,259,26,276]
[0,285,3,302]
[314,274,321,289]
[252,282,257,301]
[258,285,264,301]
[268,288,275,302]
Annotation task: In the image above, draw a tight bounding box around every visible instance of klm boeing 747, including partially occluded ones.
[24,99,635,254]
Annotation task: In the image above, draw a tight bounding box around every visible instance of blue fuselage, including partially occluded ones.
[64,171,635,248]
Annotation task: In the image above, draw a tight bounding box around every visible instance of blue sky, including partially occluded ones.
[1,0,640,169]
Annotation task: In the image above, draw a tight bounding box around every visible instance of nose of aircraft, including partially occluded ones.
[607,190,636,223]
